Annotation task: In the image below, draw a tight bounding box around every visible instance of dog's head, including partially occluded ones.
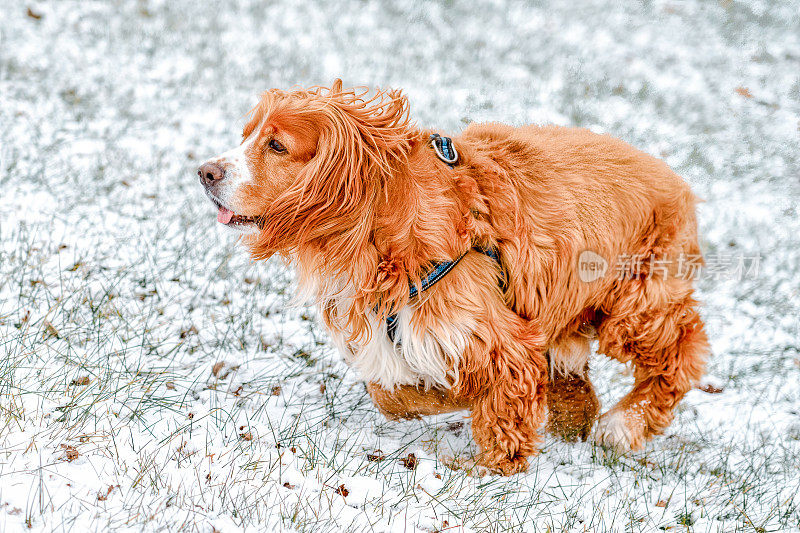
[198,80,417,262]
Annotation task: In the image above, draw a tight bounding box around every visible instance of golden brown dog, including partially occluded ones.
[197,80,709,475]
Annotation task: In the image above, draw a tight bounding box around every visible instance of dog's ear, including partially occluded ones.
[250,85,416,265]
[330,78,343,93]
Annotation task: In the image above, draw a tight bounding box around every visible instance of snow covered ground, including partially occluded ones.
[1,0,799,531]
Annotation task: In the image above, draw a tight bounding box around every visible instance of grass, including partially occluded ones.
[2,0,800,531]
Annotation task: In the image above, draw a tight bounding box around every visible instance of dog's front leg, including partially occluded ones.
[460,324,549,475]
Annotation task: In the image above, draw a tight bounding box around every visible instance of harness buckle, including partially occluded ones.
[430,133,459,165]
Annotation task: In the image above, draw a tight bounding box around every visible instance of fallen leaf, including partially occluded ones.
[165,381,175,390]
[26,7,42,19]
[211,361,226,377]
[400,453,417,470]
[71,376,90,386]
[735,86,753,98]
[97,485,118,501]
[367,450,386,462]
[283,482,295,489]
[179,325,198,339]
[655,499,668,508]
[240,431,253,441]
[698,383,723,394]
[334,484,349,497]
[61,444,79,462]
[43,320,60,339]
[271,385,282,396]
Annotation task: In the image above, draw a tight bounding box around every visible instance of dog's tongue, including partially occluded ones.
[217,206,234,224]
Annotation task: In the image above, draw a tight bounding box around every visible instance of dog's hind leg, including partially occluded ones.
[594,277,709,451]
[545,332,600,441]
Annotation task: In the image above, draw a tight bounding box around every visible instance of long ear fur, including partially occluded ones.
[248,83,418,274]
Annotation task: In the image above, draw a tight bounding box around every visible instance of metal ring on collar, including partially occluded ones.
[431,135,459,165]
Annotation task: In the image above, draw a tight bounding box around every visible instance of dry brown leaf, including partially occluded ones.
[367,450,386,462]
[655,499,668,508]
[211,361,226,377]
[400,453,418,470]
[43,320,60,339]
[97,485,118,501]
[698,383,723,394]
[240,431,253,441]
[179,325,198,339]
[61,444,79,462]
[334,484,349,497]
[735,86,753,98]
[71,376,90,386]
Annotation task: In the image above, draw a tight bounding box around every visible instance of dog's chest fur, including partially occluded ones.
[297,271,473,389]
[327,303,474,389]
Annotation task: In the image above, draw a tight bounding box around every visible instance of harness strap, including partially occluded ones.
[380,132,508,344]
[430,133,459,167]
[385,245,506,344]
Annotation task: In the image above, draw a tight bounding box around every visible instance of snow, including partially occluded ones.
[1,0,799,531]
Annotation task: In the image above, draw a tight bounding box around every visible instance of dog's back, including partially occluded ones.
[460,122,702,336]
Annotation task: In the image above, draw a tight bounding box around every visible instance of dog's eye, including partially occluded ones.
[268,139,287,154]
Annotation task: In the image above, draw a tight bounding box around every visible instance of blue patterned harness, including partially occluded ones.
[383,134,507,344]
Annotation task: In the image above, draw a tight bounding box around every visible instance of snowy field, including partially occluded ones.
[1,0,799,531]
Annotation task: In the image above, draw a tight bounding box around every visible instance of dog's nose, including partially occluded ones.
[198,162,225,186]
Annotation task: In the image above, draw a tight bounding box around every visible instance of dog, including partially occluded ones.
[197,80,709,475]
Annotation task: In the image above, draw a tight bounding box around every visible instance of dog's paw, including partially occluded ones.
[593,409,643,452]
[547,404,597,442]
[474,453,530,476]
[440,455,489,477]
[548,418,593,442]
[441,453,528,477]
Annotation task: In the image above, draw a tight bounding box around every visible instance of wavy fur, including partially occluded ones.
[201,80,710,475]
